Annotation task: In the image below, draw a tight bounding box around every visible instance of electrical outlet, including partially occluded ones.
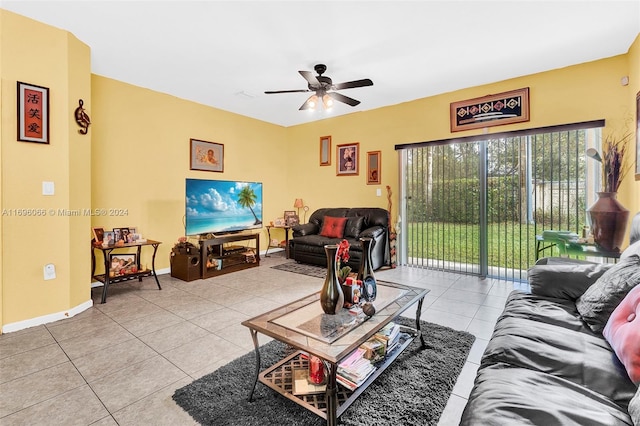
[44,264,56,280]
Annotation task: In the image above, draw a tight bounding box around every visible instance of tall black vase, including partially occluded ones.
[357,237,377,302]
[320,245,344,315]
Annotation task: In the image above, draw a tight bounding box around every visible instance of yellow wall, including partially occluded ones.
[1,9,638,332]
[619,34,640,214]
[90,76,288,272]
[0,10,92,327]
[285,49,640,225]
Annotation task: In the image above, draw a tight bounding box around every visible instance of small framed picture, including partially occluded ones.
[366,151,381,185]
[337,142,359,176]
[103,231,115,247]
[320,135,331,166]
[120,227,132,243]
[274,217,285,226]
[92,227,105,243]
[283,210,296,223]
[286,214,300,227]
[109,253,138,276]
[190,139,224,172]
[17,81,49,144]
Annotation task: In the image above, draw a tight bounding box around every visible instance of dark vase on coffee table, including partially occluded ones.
[358,237,377,302]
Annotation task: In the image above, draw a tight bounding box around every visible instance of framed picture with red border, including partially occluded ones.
[17,81,49,144]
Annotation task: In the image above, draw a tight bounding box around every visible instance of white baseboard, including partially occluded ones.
[2,299,94,334]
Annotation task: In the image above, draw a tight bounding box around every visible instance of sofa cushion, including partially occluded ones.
[344,216,364,238]
[630,387,640,426]
[576,255,640,333]
[622,240,640,260]
[603,285,640,385]
[480,314,636,405]
[460,363,634,426]
[319,216,347,238]
[528,262,611,300]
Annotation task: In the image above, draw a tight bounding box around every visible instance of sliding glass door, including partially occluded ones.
[398,123,600,281]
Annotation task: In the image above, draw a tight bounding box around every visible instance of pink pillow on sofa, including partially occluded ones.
[603,284,640,384]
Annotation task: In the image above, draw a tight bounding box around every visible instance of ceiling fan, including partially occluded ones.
[265,64,373,110]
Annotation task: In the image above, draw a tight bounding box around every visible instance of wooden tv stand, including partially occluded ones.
[199,233,260,279]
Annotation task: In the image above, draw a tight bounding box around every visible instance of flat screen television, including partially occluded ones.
[185,178,263,236]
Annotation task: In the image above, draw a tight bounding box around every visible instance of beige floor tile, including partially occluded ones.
[118,310,185,337]
[46,309,114,342]
[189,307,249,333]
[72,338,158,382]
[0,343,68,384]
[138,320,209,354]
[111,377,198,426]
[0,362,85,417]
[437,393,469,426]
[89,355,187,413]
[57,321,135,360]
[165,298,224,320]
[1,385,108,426]
[162,333,246,376]
[0,326,55,359]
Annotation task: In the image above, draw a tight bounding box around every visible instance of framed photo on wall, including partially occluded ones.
[190,139,224,172]
[336,142,359,176]
[320,135,331,166]
[17,81,49,144]
[367,151,381,185]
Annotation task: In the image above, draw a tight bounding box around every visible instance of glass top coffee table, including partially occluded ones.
[241,280,430,426]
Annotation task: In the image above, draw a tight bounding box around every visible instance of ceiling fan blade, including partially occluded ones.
[327,91,361,107]
[299,70,319,85]
[299,95,315,110]
[264,89,311,94]
[333,79,373,90]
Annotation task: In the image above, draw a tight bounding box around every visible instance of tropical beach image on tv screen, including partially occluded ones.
[185,178,263,236]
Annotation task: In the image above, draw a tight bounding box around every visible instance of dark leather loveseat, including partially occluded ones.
[289,207,390,270]
[461,213,640,426]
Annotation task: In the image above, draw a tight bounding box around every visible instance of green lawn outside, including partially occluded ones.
[407,222,546,269]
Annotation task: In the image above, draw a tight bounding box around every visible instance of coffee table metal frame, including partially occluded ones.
[241,281,429,426]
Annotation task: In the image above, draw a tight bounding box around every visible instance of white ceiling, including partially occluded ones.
[2,1,639,127]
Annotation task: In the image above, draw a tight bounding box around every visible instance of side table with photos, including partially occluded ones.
[91,236,162,304]
[265,225,292,258]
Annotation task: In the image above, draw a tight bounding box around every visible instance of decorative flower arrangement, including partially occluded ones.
[601,132,632,193]
[336,239,351,283]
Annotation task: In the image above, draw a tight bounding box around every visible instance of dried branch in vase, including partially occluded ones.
[602,133,632,193]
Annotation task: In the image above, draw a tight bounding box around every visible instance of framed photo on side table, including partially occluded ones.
[92,227,105,243]
[190,139,224,172]
[17,81,49,144]
[337,142,359,176]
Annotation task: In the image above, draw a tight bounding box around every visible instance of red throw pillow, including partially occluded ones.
[603,284,640,385]
[319,216,348,239]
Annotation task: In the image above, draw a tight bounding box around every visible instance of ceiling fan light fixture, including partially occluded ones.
[323,94,333,109]
[308,95,318,109]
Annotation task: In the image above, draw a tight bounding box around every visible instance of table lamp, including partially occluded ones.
[293,198,309,223]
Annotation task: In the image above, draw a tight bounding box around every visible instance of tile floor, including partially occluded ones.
[0,252,530,425]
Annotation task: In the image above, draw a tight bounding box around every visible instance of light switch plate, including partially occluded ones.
[376,189,382,196]
[42,181,55,195]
